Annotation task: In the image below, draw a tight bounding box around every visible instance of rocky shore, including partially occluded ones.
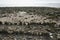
[0,7,60,40]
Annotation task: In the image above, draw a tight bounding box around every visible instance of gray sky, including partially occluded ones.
[0,0,60,7]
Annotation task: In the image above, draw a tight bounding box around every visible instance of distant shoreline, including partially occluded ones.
[0,6,60,8]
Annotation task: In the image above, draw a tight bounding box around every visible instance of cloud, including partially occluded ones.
[36,0,60,3]
[0,0,60,7]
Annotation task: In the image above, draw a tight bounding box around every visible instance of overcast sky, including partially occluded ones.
[0,0,60,7]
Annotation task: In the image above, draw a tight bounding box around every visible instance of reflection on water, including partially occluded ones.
[0,25,53,40]
[0,33,52,40]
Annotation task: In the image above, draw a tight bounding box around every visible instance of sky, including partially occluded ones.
[0,0,60,7]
